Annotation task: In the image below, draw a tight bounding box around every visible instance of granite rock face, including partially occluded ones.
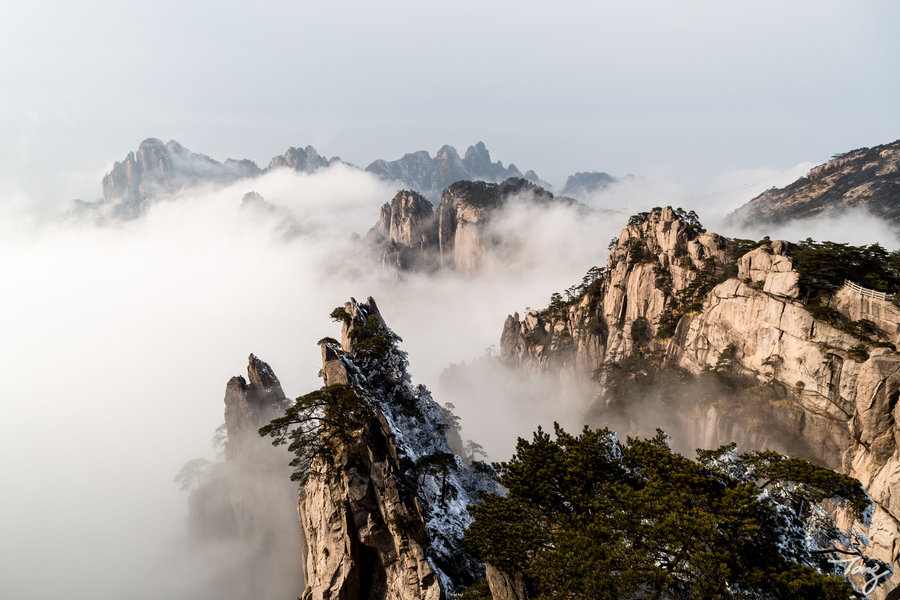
[500,207,723,374]
[485,563,529,600]
[498,207,900,598]
[728,139,900,228]
[289,297,493,599]
[180,354,304,599]
[370,178,577,273]
[372,190,438,270]
[435,178,565,272]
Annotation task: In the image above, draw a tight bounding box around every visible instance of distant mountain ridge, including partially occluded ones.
[728,139,900,227]
[96,138,615,218]
[559,171,616,197]
[101,139,265,219]
[364,141,551,199]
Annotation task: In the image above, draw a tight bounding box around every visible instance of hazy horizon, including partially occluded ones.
[2,0,899,210]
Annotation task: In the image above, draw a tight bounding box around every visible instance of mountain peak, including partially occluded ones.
[728,138,900,227]
[365,142,543,199]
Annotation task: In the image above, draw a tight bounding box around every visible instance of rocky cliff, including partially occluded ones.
[498,206,900,598]
[259,297,493,599]
[500,206,724,374]
[371,178,580,273]
[181,353,303,599]
[371,190,438,271]
[728,139,900,228]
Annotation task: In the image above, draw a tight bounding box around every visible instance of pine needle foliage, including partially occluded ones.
[465,425,890,600]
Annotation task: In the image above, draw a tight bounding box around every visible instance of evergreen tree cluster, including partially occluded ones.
[787,239,900,302]
[465,425,890,600]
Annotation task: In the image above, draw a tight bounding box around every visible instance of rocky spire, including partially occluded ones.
[280,297,494,599]
[176,354,304,599]
[372,191,438,270]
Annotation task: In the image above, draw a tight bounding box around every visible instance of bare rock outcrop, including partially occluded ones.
[833,285,900,347]
[295,297,493,599]
[372,191,438,270]
[498,207,900,598]
[501,207,724,375]
[369,178,578,273]
[221,354,297,540]
[181,354,303,599]
[436,178,561,272]
[485,563,529,600]
[737,241,800,298]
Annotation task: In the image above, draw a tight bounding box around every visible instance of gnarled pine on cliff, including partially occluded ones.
[261,297,494,600]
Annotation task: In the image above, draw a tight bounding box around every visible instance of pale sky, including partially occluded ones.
[1,0,899,208]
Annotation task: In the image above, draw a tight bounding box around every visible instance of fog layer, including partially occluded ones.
[0,166,619,598]
[2,162,897,598]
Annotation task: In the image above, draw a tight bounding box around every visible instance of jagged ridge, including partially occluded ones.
[498,206,900,599]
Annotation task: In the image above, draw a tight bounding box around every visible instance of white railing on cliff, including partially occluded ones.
[843,280,894,302]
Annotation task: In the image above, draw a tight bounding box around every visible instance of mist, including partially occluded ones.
[4,154,898,597]
[721,207,900,250]
[0,164,624,598]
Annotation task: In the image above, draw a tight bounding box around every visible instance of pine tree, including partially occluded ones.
[465,425,889,600]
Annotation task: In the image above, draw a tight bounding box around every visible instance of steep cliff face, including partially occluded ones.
[370,178,577,273]
[101,138,262,218]
[728,139,900,228]
[499,207,900,598]
[501,206,725,375]
[280,297,492,599]
[182,354,303,599]
[372,190,438,270]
